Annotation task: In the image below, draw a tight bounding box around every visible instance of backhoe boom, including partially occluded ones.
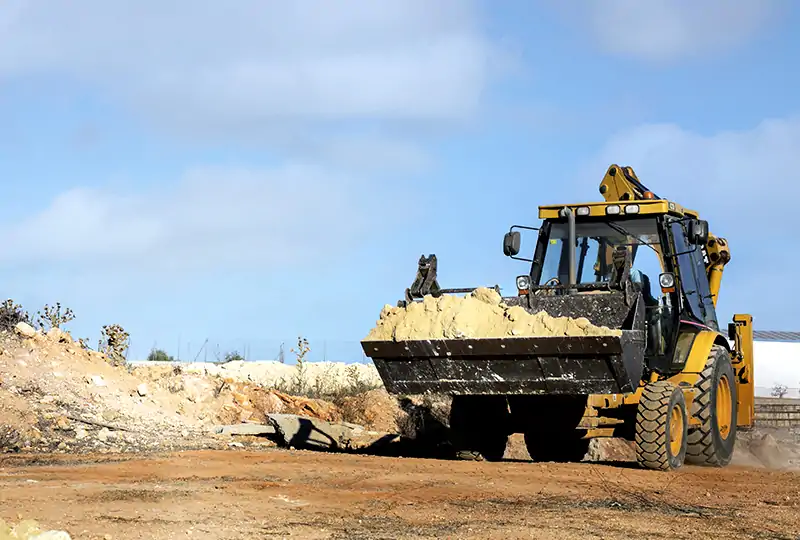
[598,164,730,306]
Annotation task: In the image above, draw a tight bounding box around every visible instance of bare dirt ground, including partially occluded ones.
[2,322,800,539]
[1,447,799,540]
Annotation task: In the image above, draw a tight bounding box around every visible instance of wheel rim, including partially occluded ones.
[669,404,684,456]
[716,375,733,440]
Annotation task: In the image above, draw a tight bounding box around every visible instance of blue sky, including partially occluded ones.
[0,0,797,362]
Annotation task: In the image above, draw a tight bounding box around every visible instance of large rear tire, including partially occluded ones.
[634,381,688,471]
[685,345,738,467]
[449,395,510,461]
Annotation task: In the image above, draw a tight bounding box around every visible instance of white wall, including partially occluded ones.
[752,341,800,397]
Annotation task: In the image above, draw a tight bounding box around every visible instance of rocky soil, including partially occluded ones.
[2,322,798,472]
[3,450,799,540]
[1,320,799,538]
[0,324,399,457]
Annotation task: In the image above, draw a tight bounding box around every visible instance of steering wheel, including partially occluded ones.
[544,277,561,286]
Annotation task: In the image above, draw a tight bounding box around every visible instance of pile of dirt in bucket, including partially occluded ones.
[364,287,621,341]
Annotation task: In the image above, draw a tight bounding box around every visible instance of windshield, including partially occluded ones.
[538,217,664,290]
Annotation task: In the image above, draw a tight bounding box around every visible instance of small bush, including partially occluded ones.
[273,337,310,395]
[224,351,245,363]
[271,336,383,399]
[0,299,30,332]
[99,324,130,366]
[36,302,75,331]
[148,349,175,362]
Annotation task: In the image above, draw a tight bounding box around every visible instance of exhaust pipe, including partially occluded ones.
[561,206,577,292]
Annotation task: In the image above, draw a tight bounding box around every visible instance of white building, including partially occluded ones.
[752,331,800,398]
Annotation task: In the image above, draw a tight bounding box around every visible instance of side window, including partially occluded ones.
[670,221,706,324]
[630,244,663,300]
[577,237,602,283]
[688,244,719,330]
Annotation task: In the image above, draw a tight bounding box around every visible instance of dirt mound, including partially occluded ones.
[364,287,621,341]
[338,389,404,433]
[0,324,397,455]
[0,325,226,454]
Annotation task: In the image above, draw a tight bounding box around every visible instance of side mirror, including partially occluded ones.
[688,219,709,245]
[503,231,521,257]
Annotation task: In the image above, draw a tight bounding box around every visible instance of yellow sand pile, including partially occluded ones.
[364,287,621,341]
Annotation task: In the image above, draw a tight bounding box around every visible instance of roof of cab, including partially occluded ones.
[538,199,699,220]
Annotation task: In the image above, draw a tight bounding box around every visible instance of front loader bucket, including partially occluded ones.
[361,291,647,396]
[362,332,645,395]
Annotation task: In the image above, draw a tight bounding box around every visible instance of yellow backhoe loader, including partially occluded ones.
[361,164,754,471]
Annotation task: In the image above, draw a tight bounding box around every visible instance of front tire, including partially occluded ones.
[635,381,688,471]
[685,345,738,467]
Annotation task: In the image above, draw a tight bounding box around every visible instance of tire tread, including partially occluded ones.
[635,381,683,471]
[685,345,736,467]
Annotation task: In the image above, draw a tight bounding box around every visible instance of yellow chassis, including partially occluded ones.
[580,314,755,439]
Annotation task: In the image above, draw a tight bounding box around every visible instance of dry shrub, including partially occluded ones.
[98,324,130,366]
[0,299,30,332]
[36,302,75,331]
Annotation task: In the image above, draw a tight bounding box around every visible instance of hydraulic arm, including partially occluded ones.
[597,164,731,307]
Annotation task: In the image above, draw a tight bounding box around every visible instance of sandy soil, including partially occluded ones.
[364,287,620,341]
[1,448,798,540]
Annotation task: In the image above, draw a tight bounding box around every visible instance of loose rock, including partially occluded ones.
[14,322,37,339]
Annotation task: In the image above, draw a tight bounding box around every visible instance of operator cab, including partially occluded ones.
[503,200,716,371]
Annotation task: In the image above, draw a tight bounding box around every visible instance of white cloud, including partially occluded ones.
[0,160,405,272]
[559,0,782,62]
[585,116,800,327]
[0,0,496,134]
[0,1,489,275]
